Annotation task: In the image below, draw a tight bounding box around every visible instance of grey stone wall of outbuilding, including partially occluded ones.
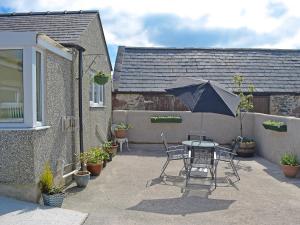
[113,92,300,117]
[113,93,187,111]
[270,95,300,117]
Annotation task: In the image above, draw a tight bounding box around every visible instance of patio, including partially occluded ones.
[63,144,300,225]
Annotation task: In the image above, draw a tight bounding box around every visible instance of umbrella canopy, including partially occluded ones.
[166,78,240,117]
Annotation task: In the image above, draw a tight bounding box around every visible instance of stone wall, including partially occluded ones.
[113,93,187,111]
[113,110,300,166]
[270,95,300,117]
[114,93,300,117]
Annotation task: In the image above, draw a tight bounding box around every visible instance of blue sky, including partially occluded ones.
[1,0,300,67]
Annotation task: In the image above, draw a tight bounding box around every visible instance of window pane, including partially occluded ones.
[94,84,100,103]
[89,74,93,102]
[99,85,104,103]
[0,49,23,122]
[36,51,42,122]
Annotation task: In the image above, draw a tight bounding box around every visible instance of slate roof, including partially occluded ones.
[0,10,98,44]
[114,46,300,93]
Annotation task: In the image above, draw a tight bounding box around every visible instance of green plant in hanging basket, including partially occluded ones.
[93,71,110,85]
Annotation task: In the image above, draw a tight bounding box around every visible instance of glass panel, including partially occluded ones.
[99,85,104,104]
[36,51,42,122]
[0,49,23,122]
[94,84,99,103]
[89,73,93,102]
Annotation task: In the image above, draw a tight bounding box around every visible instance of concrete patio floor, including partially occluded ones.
[63,144,300,225]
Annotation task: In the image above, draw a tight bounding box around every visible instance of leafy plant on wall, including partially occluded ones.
[93,71,110,85]
[233,74,255,137]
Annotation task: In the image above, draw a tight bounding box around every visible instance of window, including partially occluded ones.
[0,32,72,128]
[36,51,43,122]
[89,77,104,107]
[0,49,24,122]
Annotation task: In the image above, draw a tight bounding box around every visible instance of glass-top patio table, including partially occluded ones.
[182,140,219,148]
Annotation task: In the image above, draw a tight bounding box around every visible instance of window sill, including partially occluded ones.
[89,104,106,108]
[0,125,51,131]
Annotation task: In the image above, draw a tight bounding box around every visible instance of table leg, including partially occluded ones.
[119,141,123,152]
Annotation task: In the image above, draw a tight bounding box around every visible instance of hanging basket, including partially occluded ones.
[93,72,110,85]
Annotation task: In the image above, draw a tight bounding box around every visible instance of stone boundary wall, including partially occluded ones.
[113,110,254,144]
[254,113,300,165]
[113,110,300,165]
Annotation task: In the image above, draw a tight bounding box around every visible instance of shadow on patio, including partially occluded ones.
[127,195,235,216]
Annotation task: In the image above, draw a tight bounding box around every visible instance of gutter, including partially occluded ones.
[63,43,86,171]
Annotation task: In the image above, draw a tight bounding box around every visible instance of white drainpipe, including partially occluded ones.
[59,159,80,179]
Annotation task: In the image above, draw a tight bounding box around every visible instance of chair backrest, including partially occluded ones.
[191,147,214,168]
[232,136,242,154]
[187,131,202,141]
[161,132,168,151]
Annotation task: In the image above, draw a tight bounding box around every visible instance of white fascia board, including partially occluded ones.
[37,34,72,61]
[0,31,37,47]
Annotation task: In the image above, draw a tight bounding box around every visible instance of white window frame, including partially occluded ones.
[0,32,72,129]
[89,74,105,108]
[33,48,45,127]
[0,47,44,128]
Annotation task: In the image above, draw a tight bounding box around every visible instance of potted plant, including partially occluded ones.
[93,71,110,85]
[99,149,110,168]
[39,163,65,207]
[280,153,300,178]
[114,122,132,138]
[233,74,256,157]
[74,152,90,187]
[263,120,287,132]
[86,147,103,176]
[103,141,118,158]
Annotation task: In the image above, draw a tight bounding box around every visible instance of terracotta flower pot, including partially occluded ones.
[115,129,127,138]
[281,165,300,178]
[87,163,103,176]
[111,144,118,156]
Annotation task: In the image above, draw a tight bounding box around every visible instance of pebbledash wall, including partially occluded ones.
[113,110,300,166]
[0,51,74,202]
[0,17,112,202]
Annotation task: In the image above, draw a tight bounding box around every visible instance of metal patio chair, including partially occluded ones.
[160,132,188,178]
[183,140,216,188]
[187,131,214,142]
[214,136,242,182]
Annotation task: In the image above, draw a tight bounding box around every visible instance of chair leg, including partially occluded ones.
[214,160,219,188]
[185,168,190,187]
[230,160,240,181]
[160,160,170,177]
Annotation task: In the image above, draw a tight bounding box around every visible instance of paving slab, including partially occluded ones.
[0,196,87,225]
[63,144,300,225]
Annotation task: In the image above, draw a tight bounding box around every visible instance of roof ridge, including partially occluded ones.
[0,10,99,17]
[122,46,300,52]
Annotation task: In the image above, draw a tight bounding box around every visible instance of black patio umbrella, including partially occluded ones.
[165,77,240,117]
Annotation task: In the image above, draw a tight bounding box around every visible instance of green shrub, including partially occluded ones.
[263,120,287,132]
[280,153,299,166]
[99,149,110,161]
[93,71,110,85]
[86,147,103,164]
[115,122,132,131]
[39,163,54,194]
[150,115,182,123]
